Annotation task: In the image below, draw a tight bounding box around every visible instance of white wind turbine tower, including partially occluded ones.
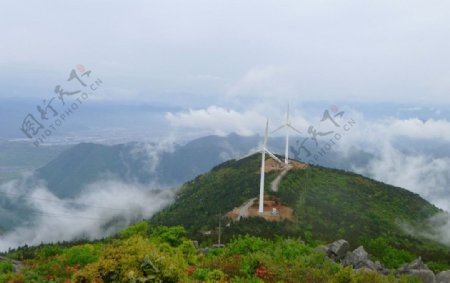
[258,119,282,213]
[272,104,301,165]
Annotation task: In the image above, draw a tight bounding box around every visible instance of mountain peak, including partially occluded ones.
[150,154,448,263]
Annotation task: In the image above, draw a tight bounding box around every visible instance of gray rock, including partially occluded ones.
[343,246,369,267]
[399,257,428,272]
[398,257,436,283]
[365,260,390,275]
[408,269,436,283]
[408,257,427,270]
[373,261,390,275]
[327,239,350,261]
[343,246,390,275]
[437,271,450,283]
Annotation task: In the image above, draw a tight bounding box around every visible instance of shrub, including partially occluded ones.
[63,244,99,267]
[0,261,13,275]
[150,226,187,247]
[332,266,356,283]
[366,238,415,269]
[226,235,269,255]
[206,269,225,281]
[120,221,150,239]
[73,236,188,283]
[427,261,450,273]
[192,267,209,281]
[37,245,63,259]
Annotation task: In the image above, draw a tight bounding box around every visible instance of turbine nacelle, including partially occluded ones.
[272,124,301,135]
[272,103,301,165]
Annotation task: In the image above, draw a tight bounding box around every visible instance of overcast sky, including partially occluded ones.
[1,0,450,142]
[2,1,450,245]
[1,0,450,108]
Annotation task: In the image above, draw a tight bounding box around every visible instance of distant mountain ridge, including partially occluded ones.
[36,134,261,198]
[35,134,374,198]
[0,141,68,184]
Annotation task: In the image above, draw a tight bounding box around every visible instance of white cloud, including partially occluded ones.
[165,106,267,136]
[0,179,174,251]
[130,138,177,173]
[386,119,450,142]
[335,115,450,155]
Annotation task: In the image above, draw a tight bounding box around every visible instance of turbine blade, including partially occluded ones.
[286,103,290,123]
[265,150,283,164]
[263,119,269,147]
[238,150,260,160]
[271,125,285,133]
[288,124,302,135]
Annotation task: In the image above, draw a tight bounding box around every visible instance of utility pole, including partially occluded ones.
[218,212,222,245]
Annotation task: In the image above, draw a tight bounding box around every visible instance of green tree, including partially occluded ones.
[150,226,187,247]
[120,221,150,239]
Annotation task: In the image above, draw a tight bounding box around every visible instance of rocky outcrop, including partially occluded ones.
[343,246,389,275]
[318,239,350,261]
[436,271,450,283]
[397,257,436,283]
[317,239,450,283]
[343,246,369,268]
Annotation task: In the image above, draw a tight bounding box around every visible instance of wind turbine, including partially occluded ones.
[258,119,282,213]
[272,104,301,165]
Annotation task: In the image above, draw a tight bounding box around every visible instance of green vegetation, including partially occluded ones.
[365,238,415,269]
[150,154,450,270]
[2,154,450,281]
[120,221,150,239]
[151,156,272,235]
[0,225,423,282]
[0,261,13,274]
